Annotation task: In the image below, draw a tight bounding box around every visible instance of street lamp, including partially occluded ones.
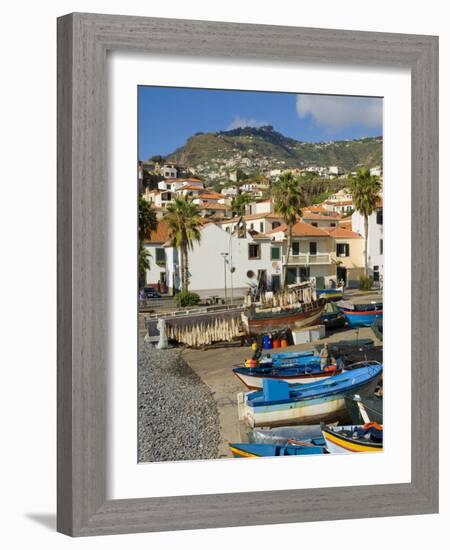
[220,252,229,304]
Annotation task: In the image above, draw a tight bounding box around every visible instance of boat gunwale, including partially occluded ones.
[246,366,382,407]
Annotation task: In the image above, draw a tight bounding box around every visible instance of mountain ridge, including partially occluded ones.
[165,125,382,174]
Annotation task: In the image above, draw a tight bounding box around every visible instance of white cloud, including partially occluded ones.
[296,95,382,132]
[227,116,268,130]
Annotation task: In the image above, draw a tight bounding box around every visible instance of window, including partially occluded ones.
[155,248,166,264]
[373,265,380,282]
[271,247,281,260]
[376,208,383,225]
[311,222,318,227]
[259,222,264,232]
[292,242,300,256]
[330,222,336,227]
[271,221,281,230]
[286,267,297,284]
[380,239,383,255]
[336,243,350,257]
[248,244,261,259]
[250,223,254,230]
[309,242,317,255]
[299,267,310,282]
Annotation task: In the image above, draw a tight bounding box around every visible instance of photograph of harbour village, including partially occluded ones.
[138,88,383,462]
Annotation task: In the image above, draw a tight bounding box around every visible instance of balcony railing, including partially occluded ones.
[283,253,332,265]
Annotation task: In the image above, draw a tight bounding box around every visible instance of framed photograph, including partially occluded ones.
[57,13,438,536]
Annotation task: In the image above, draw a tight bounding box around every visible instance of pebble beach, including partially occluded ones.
[138,341,221,462]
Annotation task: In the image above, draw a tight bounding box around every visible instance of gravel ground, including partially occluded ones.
[138,341,220,462]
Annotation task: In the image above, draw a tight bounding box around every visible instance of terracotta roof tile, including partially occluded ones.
[266,221,329,237]
[302,211,342,221]
[324,227,362,238]
[144,219,170,244]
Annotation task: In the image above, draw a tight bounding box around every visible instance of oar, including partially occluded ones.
[353,394,371,424]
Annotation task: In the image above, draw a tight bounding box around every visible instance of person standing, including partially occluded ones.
[320,343,329,371]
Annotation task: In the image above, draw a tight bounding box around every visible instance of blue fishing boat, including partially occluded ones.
[270,350,317,363]
[233,361,342,390]
[229,441,326,458]
[336,301,383,328]
[239,363,382,427]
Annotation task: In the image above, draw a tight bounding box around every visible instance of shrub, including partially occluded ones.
[175,291,201,308]
[358,276,373,291]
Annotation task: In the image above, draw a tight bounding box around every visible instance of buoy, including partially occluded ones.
[273,338,281,348]
[281,338,288,348]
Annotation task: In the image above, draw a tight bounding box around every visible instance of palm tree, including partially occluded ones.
[139,197,157,242]
[138,242,150,280]
[138,198,157,287]
[231,193,251,217]
[165,196,202,292]
[272,173,305,288]
[348,168,382,277]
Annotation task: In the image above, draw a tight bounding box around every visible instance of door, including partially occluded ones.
[299,267,310,282]
[271,274,281,292]
[309,242,317,255]
[257,270,267,292]
[337,266,347,287]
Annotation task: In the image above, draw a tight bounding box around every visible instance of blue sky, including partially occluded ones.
[138,86,383,161]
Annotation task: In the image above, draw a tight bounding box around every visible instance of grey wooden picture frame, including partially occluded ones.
[57,12,438,537]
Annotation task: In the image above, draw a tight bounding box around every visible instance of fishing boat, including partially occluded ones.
[233,362,342,390]
[242,282,326,335]
[321,423,383,454]
[229,441,326,458]
[320,308,346,329]
[316,286,344,302]
[336,300,383,328]
[251,424,326,445]
[345,394,383,424]
[371,317,383,341]
[315,338,374,351]
[269,350,319,366]
[239,363,382,428]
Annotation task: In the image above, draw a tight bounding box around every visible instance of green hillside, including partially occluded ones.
[166,126,382,172]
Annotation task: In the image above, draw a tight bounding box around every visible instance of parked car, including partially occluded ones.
[143,287,161,299]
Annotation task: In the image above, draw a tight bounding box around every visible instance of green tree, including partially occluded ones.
[165,196,202,292]
[230,193,252,217]
[272,173,305,288]
[236,168,248,182]
[138,198,157,284]
[150,154,165,164]
[348,168,382,276]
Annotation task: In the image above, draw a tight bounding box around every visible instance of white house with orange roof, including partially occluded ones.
[245,199,273,216]
[266,221,337,288]
[322,188,354,214]
[149,222,283,298]
[302,209,342,229]
[142,219,171,292]
[218,212,284,235]
[351,196,383,284]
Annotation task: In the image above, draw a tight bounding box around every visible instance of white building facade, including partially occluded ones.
[351,202,383,283]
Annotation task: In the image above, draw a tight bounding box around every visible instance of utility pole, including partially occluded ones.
[220,252,229,304]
